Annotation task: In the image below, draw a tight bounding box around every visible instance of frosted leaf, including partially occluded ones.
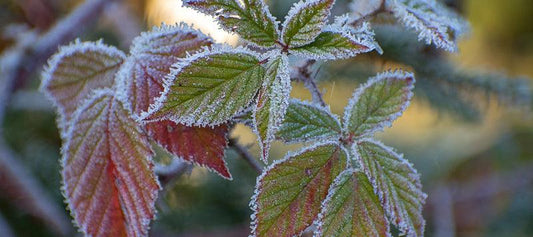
[315,169,390,237]
[250,142,347,237]
[184,0,280,48]
[142,46,265,126]
[253,54,290,162]
[343,70,414,139]
[145,120,231,179]
[385,0,470,52]
[62,89,160,237]
[278,99,341,143]
[281,0,335,48]
[290,24,379,60]
[355,139,426,236]
[41,40,125,137]
[115,23,213,117]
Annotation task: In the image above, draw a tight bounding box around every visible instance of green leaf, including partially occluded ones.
[355,140,426,237]
[253,54,290,162]
[277,99,341,143]
[251,142,347,237]
[291,25,378,60]
[143,47,265,126]
[316,169,390,237]
[343,71,414,138]
[282,0,335,48]
[184,0,280,48]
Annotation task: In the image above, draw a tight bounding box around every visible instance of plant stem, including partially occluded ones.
[229,138,263,173]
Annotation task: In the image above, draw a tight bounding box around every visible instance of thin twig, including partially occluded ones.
[229,138,263,174]
[293,59,327,107]
[155,160,191,187]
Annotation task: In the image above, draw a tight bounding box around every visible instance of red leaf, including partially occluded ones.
[62,90,159,236]
[145,120,231,179]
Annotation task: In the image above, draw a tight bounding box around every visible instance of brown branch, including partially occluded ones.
[155,159,192,187]
[229,138,263,174]
[292,59,327,107]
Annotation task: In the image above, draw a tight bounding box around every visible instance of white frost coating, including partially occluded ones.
[138,44,262,127]
[131,23,211,55]
[342,70,415,137]
[40,39,126,138]
[281,0,335,47]
[252,54,290,162]
[386,0,469,52]
[249,140,341,236]
[355,138,427,237]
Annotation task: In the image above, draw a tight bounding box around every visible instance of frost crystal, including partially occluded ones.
[282,0,335,47]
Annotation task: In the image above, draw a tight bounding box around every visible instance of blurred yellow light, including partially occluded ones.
[146,0,238,44]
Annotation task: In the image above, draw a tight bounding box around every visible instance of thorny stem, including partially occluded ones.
[229,138,263,174]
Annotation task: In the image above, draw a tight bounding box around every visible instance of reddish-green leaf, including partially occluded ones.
[315,169,389,237]
[41,40,125,137]
[62,90,159,237]
[355,139,426,236]
[116,24,212,116]
[145,120,231,179]
[251,142,347,237]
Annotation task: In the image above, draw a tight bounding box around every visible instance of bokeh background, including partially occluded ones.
[0,0,532,236]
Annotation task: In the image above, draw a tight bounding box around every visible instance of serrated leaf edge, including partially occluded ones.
[281,0,335,47]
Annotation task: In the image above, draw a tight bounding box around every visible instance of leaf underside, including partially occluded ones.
[282,0,335,47]
[41,41,125,136]
[316,169,389,237]
[147,51,264,126]
[62,91,159,237]
[277,100,341,143]
[252,143,347,237]
[344,71,414,138]
[355,140,426,237]
[145,120,231,179]
[184,0,279,47]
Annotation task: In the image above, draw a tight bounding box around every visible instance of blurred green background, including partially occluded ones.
[0,0,532,236]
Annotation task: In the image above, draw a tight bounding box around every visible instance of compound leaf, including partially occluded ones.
[145,120,231,179]
[315,169,389,237]
[184,0,280,48]
[116,23,212,116]
[251,142,347,237]
[343,71,414,138]
[355,140,426,237]
[253,54,290,162]
[282,0,335,48]
[41,40,125,137]
[62,90,159,237]
[277,99,341,143]
[143,47,264,126]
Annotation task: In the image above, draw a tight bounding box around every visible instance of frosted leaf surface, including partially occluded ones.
[145,120,231,179]
[355,140,426,236]
[41,40,125,137]
[315,169,389,237]
[62,90,159,237]
[116,24,212,116]
[385,0,469,52]
[290,25,378,60]
[253,54,290,162]
[343,70,414,138]
[282,0,335,48]
[142,47,265,126]
[184,0,280,48]
[251,142,347,237]
[277,99,341,143]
